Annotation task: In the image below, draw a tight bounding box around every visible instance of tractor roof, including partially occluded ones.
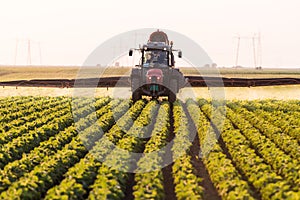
[142,42,171,51]
[148,30,169,44]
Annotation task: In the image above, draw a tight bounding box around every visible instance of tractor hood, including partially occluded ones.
[146,69,163,77]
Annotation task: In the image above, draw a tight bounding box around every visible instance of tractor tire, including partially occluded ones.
[168,79,177,103]
[132,90,141,102]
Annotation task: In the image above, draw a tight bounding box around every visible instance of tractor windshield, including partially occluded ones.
[143,50,168,67]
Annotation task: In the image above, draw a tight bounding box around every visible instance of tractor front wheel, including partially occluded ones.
[132,90,141,102]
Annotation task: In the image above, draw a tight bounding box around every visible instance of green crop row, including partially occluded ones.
[227,104,300,161]
[0,96,57,117]
[0,99,70,144]
[203,101,300,199]
[172,101,203,200]
[225,107,300,187]
[0,111,73,169]
[0,98,134,199]
[239,99,300,113]
[235,100,300,143]
[0,97,63,129]
[0,96,35,109]
[133,102,170,199]
[0,138,87,199]
[0,126,77,193]
[88,100,159,199]
[44,100,146,200]
[79,99,130,149]
[187,99,254,200]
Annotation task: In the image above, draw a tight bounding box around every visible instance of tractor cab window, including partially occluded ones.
[143,50,168,67]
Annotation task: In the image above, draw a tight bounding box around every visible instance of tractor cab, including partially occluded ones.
[142,43,171,68]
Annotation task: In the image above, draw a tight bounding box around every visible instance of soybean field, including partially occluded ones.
[0,97,299,199]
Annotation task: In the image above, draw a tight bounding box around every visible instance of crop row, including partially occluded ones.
[224,106,300,188]
[0,99,71,145]
[88,100,159,199]
[200,100,300,199]
[234,100,300,143]
[227,103,300,160]
[187,99,255,200]
[44,100,146,199]
[133,101,170,199]
[0,98,135,199]
[0,97,74,126]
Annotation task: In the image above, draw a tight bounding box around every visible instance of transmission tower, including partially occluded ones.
[14,39,42,65]
[234,33,262,68]
[27,39,31,65]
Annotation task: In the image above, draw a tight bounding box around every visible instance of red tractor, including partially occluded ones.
[129,30,185,102]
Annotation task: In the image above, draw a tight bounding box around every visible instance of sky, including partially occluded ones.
[0,0,300,68]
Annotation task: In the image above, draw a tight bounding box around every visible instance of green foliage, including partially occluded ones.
[172,101,204,200]
[187,99,255,200]
[0,97,299,199]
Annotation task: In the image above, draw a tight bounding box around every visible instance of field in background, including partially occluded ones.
[0,66,131,81]
[182,67,300,78]
[1,66,300,81]
[1,86,300,100]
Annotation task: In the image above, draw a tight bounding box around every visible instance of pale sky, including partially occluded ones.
[0,0,300,68]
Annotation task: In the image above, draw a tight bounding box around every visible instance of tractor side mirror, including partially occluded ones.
[178,51,182,58]
[129,49,133,56]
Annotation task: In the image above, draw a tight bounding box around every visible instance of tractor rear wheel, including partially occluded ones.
[131,77,141,102]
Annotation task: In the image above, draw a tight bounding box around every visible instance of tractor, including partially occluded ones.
[129,30,185,102]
